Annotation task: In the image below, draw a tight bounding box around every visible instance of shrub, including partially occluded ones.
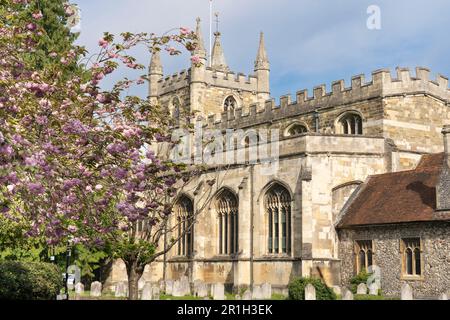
[0,261,63,300]
[288,277,337,300]
[349,270,371,294]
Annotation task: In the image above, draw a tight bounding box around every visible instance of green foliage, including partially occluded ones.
[350,270,371,294]
[0,261,63,300]
[25,0,81,72]
[0,215,45,262]
[288,277,337,300]
[72,244,110,281]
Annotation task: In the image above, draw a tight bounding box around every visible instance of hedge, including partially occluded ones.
[288,277,337,300]
[0,261,63,300]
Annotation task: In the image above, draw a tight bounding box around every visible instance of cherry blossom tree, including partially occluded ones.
[0,0,212,299]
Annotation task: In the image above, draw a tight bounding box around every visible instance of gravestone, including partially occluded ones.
[141,282,152,300]
[159,279,165,292]
[196,283,209,298]
[165,280,174,295]
[261,283,272,300]
[75,282,84,296]
[152,285,160,300]
[342,289,354,300]
[90,281,102,297]
[180,276,190,296]
[138,278,146,291]
[369,283,379,295]
[401,283,413,300]
[252,285,263,300]
[305,284,316,300]
[115,282,128,298]
[357,283,367,295]
[242,290,252,300]
[212,283,225,300]
[438,293,448,300]
[172,279,182,297]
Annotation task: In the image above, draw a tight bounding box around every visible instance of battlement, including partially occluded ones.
[204,67,258,91]
[200,67,450,129]
[156,66,260,96]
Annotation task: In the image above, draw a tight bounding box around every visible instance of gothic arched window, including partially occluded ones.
[355,240,373,274]
[286,123,308,136]
[265,184,291,254]
[217,189,238,255]
[338,113,363,135]
[224,96,237,112]
[402,238,421,277]
[174,195,194,257]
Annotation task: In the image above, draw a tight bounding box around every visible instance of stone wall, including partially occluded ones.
[338,222,450,297]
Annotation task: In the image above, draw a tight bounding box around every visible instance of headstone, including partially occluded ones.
[252,285,262,300]
[173,277,190,297]
[115,282,128,298]
[212,283,225,300]
[357,283,367,295]
[242,290,252,300]
[401,283,413,300]
[342,289,354,300]
[90,281,102,297]
[305,284,316,300]
[152,285,160,300]
[75,282,84,296]
[159,279,165,292]
[196,283,209,298]
[180,276,190,296]
[165,280,174,295]
[438,293,448,300]
[261,283,272,300]
[172,279,182,297]
[369,283,379,295]
[141,282,152,300]
[138,278,146,291]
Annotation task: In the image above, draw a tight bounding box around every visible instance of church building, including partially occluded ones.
[107,18,450,298]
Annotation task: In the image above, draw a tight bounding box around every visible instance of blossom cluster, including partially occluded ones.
[0,0,199,247]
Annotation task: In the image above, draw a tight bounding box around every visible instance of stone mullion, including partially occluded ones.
[218,213,223,254]
[227,209,233,254]
[287,205,291,254]
[278,206,283,254]
[236,210,238,253]
[272,206,276,253]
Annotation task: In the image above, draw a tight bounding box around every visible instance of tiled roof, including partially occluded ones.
[337,153,450,228]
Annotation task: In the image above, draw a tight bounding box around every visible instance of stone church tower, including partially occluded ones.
[148,18,270,120]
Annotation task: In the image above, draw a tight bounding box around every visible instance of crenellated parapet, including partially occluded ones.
[156,67,259,96]
[200,67,450,130]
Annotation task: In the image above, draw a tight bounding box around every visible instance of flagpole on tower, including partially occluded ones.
[209,0,213,67]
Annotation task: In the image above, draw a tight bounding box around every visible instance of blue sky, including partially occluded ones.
[74,0,450,101]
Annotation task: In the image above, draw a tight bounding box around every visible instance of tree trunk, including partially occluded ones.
[126,261,144,300]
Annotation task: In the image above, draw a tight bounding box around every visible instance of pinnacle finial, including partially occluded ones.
[255,31,269,71]
[194,17,206,58]
[149,49,163,75]
[211,31,229,72]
